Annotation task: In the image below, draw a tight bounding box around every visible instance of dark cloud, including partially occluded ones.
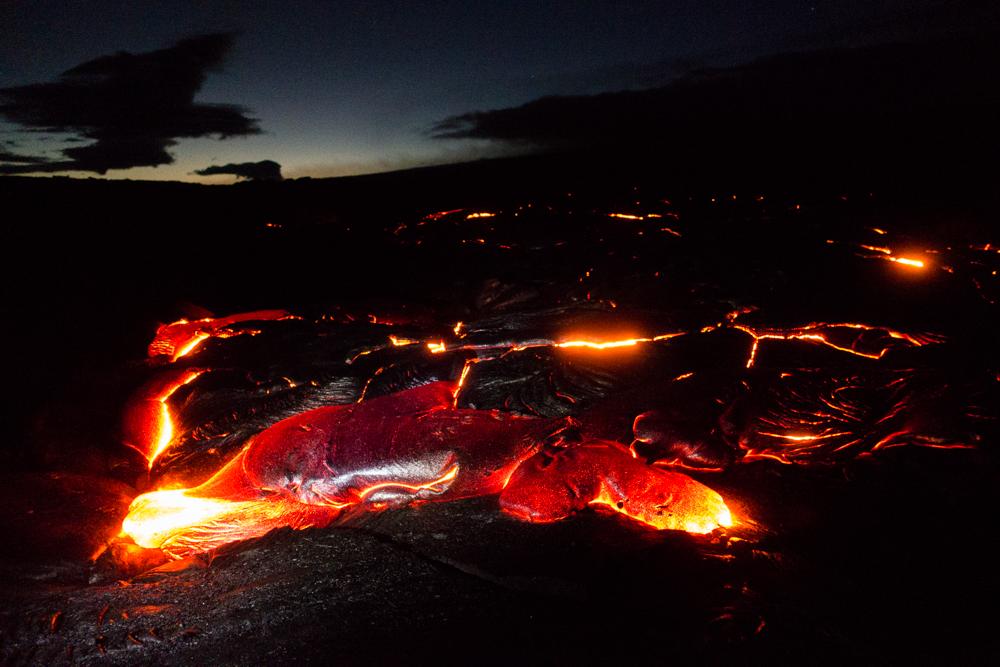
[0,34,259,175]
[0,154,67,174]
[429,36,999,151]
[195,160,283,181]
[0,148,50,164]
[428,89,657,148]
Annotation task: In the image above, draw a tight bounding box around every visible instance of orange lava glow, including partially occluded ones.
[500,445,732,534]
[123,450,444,560]
[453,358,482,398]
[149,370,205,467]
[501,332,684,355]
[122,487,338,559]
[735,322,942,368]
[888,257,924,268]
[756,431,851,442]
[590,481,732,533]
[389,335,419,346]
[147,310,291,360]
[740,450,793,464]
[557,338,647,350]
[123,381,733,558]
[424,209,463,221]
[172,332,210,360]
[122,368,206,467]
[127,443,729,559]
[125,454,428,558]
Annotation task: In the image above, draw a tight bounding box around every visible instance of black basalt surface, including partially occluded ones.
[1,165,998,665]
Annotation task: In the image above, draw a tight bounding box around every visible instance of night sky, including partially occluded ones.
[0,1,993,183]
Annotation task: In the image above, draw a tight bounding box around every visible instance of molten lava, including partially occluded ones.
[147,310,292,360]
[121,368,207,467]
[119,284,986,561]
[123,382,732,558]
[500,445,731,533]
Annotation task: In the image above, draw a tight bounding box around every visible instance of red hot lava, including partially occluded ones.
[123,381,731,558]
[119,282,984,560]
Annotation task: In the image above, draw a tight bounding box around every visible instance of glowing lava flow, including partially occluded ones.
[499,445,732,534]
[122,382,732,558]
[147,310,292,360]
[121,368,207,468]
[122,488,338,560]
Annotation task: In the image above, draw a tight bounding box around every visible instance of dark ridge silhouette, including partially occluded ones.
[0,33,259,175]
[195,159,283,181]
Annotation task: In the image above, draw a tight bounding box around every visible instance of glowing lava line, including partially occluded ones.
[172,332,209,360]
[345,465,459,504]
[887,257,924,268]
[122,368,207,468]
[735,323,942,368]
[558,338,649,350]
[148,370,206,468]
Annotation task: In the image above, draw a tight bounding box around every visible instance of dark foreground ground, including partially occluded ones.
[1,158,998,665]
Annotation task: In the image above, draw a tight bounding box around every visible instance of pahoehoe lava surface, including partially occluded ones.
[0,171,998,665]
